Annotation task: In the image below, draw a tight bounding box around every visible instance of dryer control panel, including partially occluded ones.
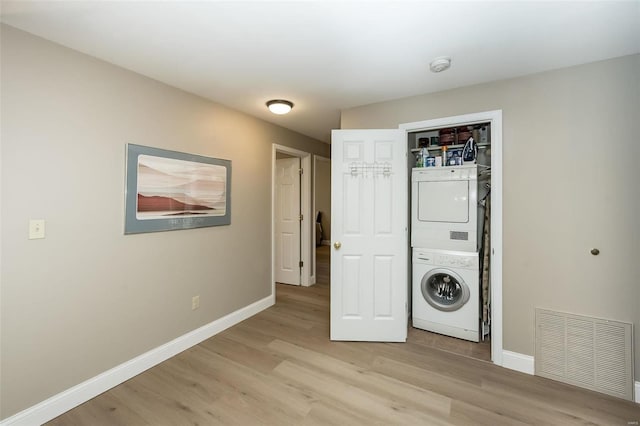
[412,164,478,182]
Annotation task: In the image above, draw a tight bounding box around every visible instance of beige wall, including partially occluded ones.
[314,157,331,241]
[0,25,329,418]
[342,55,640,376]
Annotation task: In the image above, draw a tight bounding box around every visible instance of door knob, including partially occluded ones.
[334,241,342,249]
[590,248,600,256]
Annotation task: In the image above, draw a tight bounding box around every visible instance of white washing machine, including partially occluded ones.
[412,248,479,342]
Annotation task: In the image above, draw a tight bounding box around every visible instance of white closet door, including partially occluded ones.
[330,129,408,342]
[275,157,301,285]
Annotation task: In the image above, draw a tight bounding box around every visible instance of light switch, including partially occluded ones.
[29,219,45,239]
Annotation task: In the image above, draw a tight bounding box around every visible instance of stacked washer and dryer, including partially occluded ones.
[411,164,481,342]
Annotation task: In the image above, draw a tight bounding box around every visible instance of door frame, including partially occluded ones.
[400,109,504,366]
[312,155,331,284]
[274,156,302,285]
[271,144,312,292]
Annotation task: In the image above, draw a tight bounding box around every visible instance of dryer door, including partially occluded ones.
[416,180,470,223]
[421,268,470,312]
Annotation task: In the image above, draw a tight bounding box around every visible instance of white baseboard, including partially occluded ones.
[635,381,640,404]
[0,294,275,426]
[502,350,535,375]
[320,240,331,246]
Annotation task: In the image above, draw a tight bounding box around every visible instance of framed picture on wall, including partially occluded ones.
[124,143,231,234]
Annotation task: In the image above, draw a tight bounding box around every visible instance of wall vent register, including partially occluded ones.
[535,308,634,401]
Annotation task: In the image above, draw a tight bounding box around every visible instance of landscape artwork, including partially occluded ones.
[137,155,226,219]
[125,144,231,234]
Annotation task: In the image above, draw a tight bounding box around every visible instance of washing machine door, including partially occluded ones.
[421,268,470,312]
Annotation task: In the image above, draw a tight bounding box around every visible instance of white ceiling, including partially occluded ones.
[1,1,639,143]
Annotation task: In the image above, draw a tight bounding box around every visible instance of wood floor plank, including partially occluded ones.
[273,359,451,426]
[267,339,452,418]
[408,325,491,362]
[371,355,639,425]
[300,401,371,426]
[199,335,284,375]
[448,399,530,426]
[47,391,151,426]
[480,370,640,424]
[192,346,314,420]
[108,378,217,426]
[367,340,487,387]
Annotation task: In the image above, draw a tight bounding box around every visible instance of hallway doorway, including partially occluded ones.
[271,144,312,290]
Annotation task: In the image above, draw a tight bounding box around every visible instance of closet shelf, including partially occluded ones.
[411,142,490,153]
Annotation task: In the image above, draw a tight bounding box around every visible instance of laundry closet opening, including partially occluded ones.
[407,122,493,362]
[330,111,502,364]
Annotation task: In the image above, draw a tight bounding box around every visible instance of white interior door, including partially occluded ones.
[330,129,408,342]
[275,157,301,285]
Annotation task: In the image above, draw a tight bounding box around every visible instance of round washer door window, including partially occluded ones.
[420,268,470,312]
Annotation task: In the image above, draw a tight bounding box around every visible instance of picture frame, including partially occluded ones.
[125,143,231,234]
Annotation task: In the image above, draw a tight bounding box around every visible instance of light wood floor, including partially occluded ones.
[48,246,640,425]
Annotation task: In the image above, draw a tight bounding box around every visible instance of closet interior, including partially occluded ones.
[407,122,492,361]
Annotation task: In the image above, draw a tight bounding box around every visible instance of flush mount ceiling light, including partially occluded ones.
[430,57,451,73]
[266,99,294,115]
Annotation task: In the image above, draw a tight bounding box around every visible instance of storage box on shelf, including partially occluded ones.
[410,142,490,154]
[411,123,491,154]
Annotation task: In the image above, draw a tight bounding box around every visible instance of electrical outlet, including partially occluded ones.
[192,295,200,310]
[29,219,46,239]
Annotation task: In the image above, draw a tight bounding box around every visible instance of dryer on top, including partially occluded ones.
[411,165,478,252]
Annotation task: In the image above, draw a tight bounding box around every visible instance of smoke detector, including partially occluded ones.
[430,57,451,73]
